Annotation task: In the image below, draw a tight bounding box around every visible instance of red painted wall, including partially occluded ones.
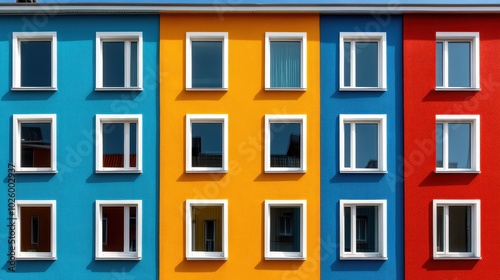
[404,14,500,279]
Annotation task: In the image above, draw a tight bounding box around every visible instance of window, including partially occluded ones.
[12,32,57,90]
[186,114,228,173]
[340,200,387,260]
[13,114,57,173]
[15,200,56,260]
[265,32,307,90]
[339,32,386,90]
[185,200,228,260]
[339,114,387,173]
[186,32,228,90]
[264,115,307,173]
[95,200,142,260]
[436,115,480,173]
[436,32,479,90]
[96,114,142,173]
[265,200,306,260]
[433,200,480,259]
[96,32,142,90]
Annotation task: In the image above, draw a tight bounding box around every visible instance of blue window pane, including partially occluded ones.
[344,123,351,168]
[448,123,471,169]
[356,206,378,253]
[436,123,443,168]
[344,42,351,87]
[436,42,443,87]
[355,123,378,168]
[448,42,471,87]
[103,42,125,87]
[20,123,51,167]
[270,41,301,88]
[130,42,138,87]
[270,207,300,252]
[129,123,137,168]
[344,207,351,252]
[449,206,471,253]
[21,41,52,87]
[103,123,124,168]
[192,41,223,88]
[192,123,223,168]
[355,42,378,87]
[270,123,301,168]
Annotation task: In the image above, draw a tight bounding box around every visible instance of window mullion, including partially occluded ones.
[124,122,130,168]
[444,205,449,254]
[443,41,449,88]
[351,206,357,254]
[124,41,131,88]
[124,206,130,253]
[443,123,449,170]
[350,41,356,87]
[350,123,356,169]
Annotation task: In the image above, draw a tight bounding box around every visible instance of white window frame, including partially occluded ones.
[433,199,481,260]
[95,32,143,91]
[339,114,387,173]
[185,199,228,260]
[95,114,143,173]
[339,32,386,91]
[95,200,142,260]
[264,200,307,260]
[186,32,228,91]
[15,200,57,260]
[435,115,480,173]
[436,32,480,91]
[185,114,228,173]
[265,32,307,91]
[13,114,57,173]
[339,200,387,260]
[264,114,307,173]
[12,32,57,91]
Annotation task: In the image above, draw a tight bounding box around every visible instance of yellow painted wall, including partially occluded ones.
[159,13,320,279]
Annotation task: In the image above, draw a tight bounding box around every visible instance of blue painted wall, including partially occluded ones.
[320,15,403,280]
[0,15,158,279]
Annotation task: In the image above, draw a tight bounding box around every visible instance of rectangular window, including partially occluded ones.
[96,32,142,90]
[12,32,57,90]
[186,32,228,90]
[186,200,228,260]
[339,114,387,173]
[95,200,142,260]
[433,200,480,259]
[186,114,228,173]
[265,32,307,90]
[96,114,142,173]
[436,115,480,173]
[436,32,479,90]
[265,200,306,260]
[13,114,57,173]
[340,200,387,260]
[15,200,56,260]
[265,115,307,173]
[339,32,386,91]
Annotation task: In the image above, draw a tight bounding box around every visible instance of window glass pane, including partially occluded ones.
[344,206,351,252]
[448,123,471,169]
[449,206,471,253]
[103,123,125,168]
[436,123,443,168]
[102,207,124,252]
[270,41,301,88]
[20,123,51,168]
[355,42,378,87]
[270,123,301,168]
[448,42,471,87]
[129,206,137,252]
[31,216,39,245]
[355,123,378,168]
[344,123,351,168]
[270,207,300,252]
[192,123,223,168]
[130,41,138,87]
[20,41,51,87]
[437,206,444,252]
[192,41,223,88]
[356,206,378,253]
[192,206,222,252]
[129,123,137,168]
[344,42,351,87]
[20,206,51,252]
[436,42,443,87]
[103,42,125,87]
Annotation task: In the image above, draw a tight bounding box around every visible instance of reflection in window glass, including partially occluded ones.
[270,123,301,168]
[448,123,471,169]
[103,123,125,168]
[436,123,443,168]
[355,123,378,169]
[270,207,301,252]
[436,42,443,87]
[344,123,351,168]
[21,41,52,87]
[355,206,378,253]
[102,207,124,252]
[344,207,351,252]
[191,206,222,252]
[449,206,471,253]
[20,123,52,168]
[20,206,51,253]
[355,42,378,87]
[448,42,471,88]
[192,41,223,88]
[270,41,301,88]
[192,123,223,168]
[343,42,351,87]
[103,42,125,87]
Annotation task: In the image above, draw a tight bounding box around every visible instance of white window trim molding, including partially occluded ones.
[264,200,307,260]
[339,32,387,91]
[95,114,143,173]
[265,32,307,91]
[186,32,228,91]
[264,114,307,173]
[433,199,481,260]
[185,199,228,260]
[339,114,387,173]
[339,200,387,260]
[12,32,57,91]
[185,114,228,173]
[15,200,57,260]
[435,115,480,173]
[95,200,142,260]
[95,32,143,91]
[13,114,57,173]
[436,32,480,91]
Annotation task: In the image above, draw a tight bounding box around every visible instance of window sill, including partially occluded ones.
[435,169,480,174]
[95,256,141,261]
[265,168,306,174]
[186,254,227,261]
[95,87,143,91]
[340,255,387,260]
[186,168,228,174]
[433,255,481,260]
[265,254,306,260]
[435,87,481,92]
[265,87,306,92]
[12,87,57,91]
[16,256,57,261]
[339,87,387,92]
[340,169,387,174]
[186,87,228,92]
[96,169,142,174]
[15,169,57,174]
